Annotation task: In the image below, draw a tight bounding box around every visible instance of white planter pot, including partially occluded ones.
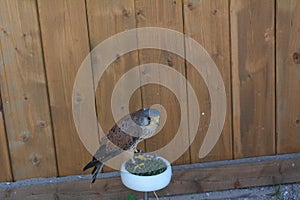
[120,156,172,192]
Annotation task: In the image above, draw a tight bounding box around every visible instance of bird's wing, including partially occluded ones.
[93,120,141,162]
[115,114,144,138]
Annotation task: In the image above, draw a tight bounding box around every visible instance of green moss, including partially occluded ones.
[118,193,138,200]
[125,154,167,176]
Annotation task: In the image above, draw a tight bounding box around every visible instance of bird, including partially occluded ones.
[83,108,160,184]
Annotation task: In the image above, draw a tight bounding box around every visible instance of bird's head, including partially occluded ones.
[131,108,160,139]
[133,108,160,126]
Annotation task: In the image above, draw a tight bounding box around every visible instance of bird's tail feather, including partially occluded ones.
[83,157,104,184]
[83,157,98,171]
[91,163,103,184]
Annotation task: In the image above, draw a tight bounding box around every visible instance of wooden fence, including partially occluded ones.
[0,0,299,185]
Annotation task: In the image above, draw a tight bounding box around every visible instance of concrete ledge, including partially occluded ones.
[1,153,300,199]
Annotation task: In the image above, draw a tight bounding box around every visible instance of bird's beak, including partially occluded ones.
[153,117,160,126]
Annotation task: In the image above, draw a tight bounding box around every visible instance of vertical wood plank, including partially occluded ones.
[0,0,57,180]
[231,0,275,158]
[277,0,300,154]
[0,89,12,181]
[183,0,232,162]
[37,0,91,176]
[86,0,142,172]
[135,0,190,165]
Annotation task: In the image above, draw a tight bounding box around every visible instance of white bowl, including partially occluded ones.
[120,156,172,192]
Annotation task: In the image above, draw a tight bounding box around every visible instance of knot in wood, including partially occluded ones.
[122,9,130,17]
[19,131,31,142]
[292,52,300,64]
[295,119,300,126]
[116,53,121,60]
[167,58,174,67]
[136,9,144,17]
[234,179,241,188]
[2,29,7,35]
[211,9,218,15]
[187,2,194,10]
[37,120,48,128]
[31,153,41,166]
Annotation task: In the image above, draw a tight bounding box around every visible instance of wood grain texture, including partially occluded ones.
[164,154,300,196]
[37,0,91,176]
[0,0,57,180]
[1,153,300,199]
[0,91,12,181]
[135,0,190,165]
[276,0,300,154]
[86,0,142,172]
[231,0,275,158]
[183,0,232,162]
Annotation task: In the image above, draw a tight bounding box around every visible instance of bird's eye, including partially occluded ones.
[147,117,151,121]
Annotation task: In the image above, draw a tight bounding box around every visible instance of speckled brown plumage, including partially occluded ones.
[83,108,160,184]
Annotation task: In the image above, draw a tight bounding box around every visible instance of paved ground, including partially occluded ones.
[147,183,300,200]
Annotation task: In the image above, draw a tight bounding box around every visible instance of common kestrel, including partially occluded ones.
[83,108,160,183]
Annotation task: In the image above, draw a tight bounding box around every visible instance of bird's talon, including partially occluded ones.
[133,163,144,171]
[134,149,143,154]
[130,157,136,164]
[134,154,151,161]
